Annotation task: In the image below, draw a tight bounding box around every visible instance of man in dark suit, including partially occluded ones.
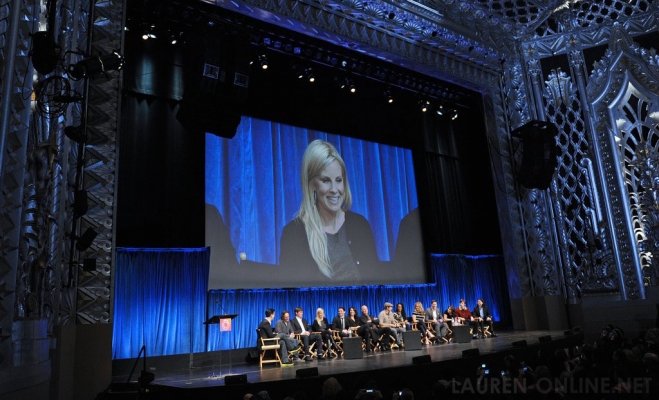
[331,306,352,338]
[290,307,324,359]
[258,308,292,365]
[358,305,381,351]
[472,299,496,338]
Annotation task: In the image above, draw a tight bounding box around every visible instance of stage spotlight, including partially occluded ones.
[436,105,444,116]
[258,54,268,70]
[384,89,393,103]
[73,189,89,219]
[64,125,87,144]
[75,228,98,251]
[82,258,97,272]
[305,68,315,83]
[68,51,124,79]
[349,81,356,93]
[451,109,459,120]
[420,100,429,113]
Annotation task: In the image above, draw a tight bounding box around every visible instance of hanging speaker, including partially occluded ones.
[512,120,559,190]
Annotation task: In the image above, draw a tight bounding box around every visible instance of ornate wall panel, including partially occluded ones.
[586,26,659,299]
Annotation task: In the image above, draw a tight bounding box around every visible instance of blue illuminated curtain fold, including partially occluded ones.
[111,251,507,358]
[112,247,209,359]
[207,254,509,351]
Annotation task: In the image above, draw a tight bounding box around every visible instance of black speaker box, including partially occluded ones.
[512,340,527,348]
[246,348,259,363]
[462,348,480,358]
[225,374,248,385]
[402,330,422,351]
[512,120,559,189]
[539,335,552,343]
[452,325,471,343]
[342,337,363,359]
[296,367,319,378]
[412,355,431,365]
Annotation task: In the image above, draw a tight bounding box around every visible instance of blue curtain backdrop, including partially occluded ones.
[206,117,418,264]
[112,251,509,359]
[112,248,210,359]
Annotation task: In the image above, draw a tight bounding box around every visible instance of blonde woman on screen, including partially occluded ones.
[280,140,379,283]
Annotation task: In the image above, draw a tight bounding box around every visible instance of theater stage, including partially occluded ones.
[109,330,583,399]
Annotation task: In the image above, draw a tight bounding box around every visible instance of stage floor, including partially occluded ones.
[145,330,570,389]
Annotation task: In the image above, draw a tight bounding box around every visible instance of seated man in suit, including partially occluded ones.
[290,307,324,359]
[332,306,353,338]
[274,310,303,361]
[258,308,293,365]
[472,298,497,337]
[358,305,382,351]
[425,300,448,341]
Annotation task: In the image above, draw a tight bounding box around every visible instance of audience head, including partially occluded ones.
[398,388,414,400]
[322,377,343,398]
[255,391,271,400]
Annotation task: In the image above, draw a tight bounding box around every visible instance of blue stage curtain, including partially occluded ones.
[112,247,210,359]
[205,117,418,264]
[111,251,507,358]
[207,254,509,351]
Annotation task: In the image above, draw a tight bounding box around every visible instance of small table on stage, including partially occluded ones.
[452,324,471,343]
[204,314,238,380]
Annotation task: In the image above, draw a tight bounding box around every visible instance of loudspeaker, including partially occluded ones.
[246,348,259,363]
[76,227,98,251]
[462,348,479,358]
[225,374,248,385]
[177,33,251,138]
[512,340,527,348]
[512,120,559,189]
[342,337,363,359]
[402,331,422,351]
[73,189,88,218]
[539,335,552,343]
[138,370,155,386]
[412,355,431,365]
[82,258,96,272]
[296,367,319,378]
[452,325,471,343]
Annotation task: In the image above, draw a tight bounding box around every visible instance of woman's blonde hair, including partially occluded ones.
[414,301,423,313]
[298,140,352,278]
[316,307,325,323]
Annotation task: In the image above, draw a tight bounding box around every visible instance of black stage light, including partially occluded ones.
[68,51,124,79]
[76,228,98,251]
[73,189,88,218]
[64,126,87,144]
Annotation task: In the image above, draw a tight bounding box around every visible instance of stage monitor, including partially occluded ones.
[205,116,426,289]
